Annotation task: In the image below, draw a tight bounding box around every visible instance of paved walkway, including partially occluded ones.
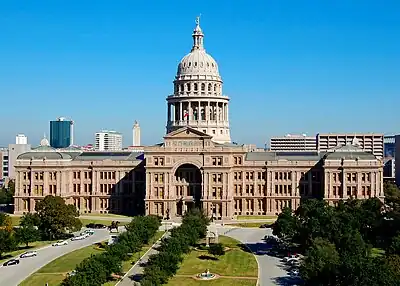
[218,227,295,286]
[116,232,169,286]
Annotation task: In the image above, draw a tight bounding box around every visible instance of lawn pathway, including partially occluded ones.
[116,232,169,286]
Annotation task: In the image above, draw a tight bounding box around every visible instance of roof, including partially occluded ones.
[73,151,144,161]
[17,151,73,160]
[245,151,323,162]
[323,144,376,160]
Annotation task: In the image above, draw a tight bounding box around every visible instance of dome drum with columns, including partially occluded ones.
[166,17,231,144]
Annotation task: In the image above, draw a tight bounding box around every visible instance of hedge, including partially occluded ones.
[140,209,209,286]
[61,215,161,286]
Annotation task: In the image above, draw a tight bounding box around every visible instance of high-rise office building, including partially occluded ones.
[15,134,28,145]
[50,117,74,148]
[317,133,384,158]
[95,130,123,151]
[270,134,317,152]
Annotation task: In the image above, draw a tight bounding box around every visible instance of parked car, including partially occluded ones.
[20,251,38,258]
[86,223,106,229]
[71,235,86,241]
[67,270,77,277]
[3,259,20,266]
[283,254,300,262]
[84,229,95,235]
[52,240,68,247]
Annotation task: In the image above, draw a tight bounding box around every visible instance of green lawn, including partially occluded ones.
[10,215,21,226]
[237,215,276,220]
[166,236,258,286]
[19,231,165,286]
[80,213,132,218]
[10,215,130,227]
[80,218,130,227]
[103,230,166,286]
[228,222,265,228]
[166,277,256,286]
[19,242,104,286]
[0,240,53,263]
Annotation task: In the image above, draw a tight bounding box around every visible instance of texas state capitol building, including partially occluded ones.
[14,19,384,219]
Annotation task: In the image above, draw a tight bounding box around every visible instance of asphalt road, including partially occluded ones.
[0,228,114,286]
[218,226,298,286]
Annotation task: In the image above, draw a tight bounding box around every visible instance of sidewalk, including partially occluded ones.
[116,232,169,286]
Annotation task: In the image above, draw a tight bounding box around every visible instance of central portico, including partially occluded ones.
[144,126,235,219]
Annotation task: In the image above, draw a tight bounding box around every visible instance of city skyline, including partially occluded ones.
[0,1,399,147]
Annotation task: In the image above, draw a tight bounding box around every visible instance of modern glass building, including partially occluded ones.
[384,135,395,158]
[50,117,73,148]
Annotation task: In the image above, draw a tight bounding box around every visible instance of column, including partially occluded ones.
[198,101,201,121]
[179,102,183,121]
[357,172,362,198]
[342,170,347,199]
[167,103,171,122]
[216,102,220,123]
[292,171,297,196]
[188,102,192,121]
[44,171,49,196]
[146,172,151,199]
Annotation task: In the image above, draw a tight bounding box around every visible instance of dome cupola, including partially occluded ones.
[166,17,231,144]
[176,16,220,79]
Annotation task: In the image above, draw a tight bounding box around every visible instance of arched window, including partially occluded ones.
[208,83,212,91]
[194,83,198,91]
[201,83,205,91]
[214,84,217,92]
[180,84,184,92]
[187,83,191,91]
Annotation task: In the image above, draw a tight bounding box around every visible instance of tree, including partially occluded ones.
[0,180,14,205]
[300,237,340,286]
[20,213,40,227]
[35,195,82,239]
[208,243,225,259]
[273,207,298,242]
[0,213,14,232]
[0,229,17,258]
[15,225,40,247]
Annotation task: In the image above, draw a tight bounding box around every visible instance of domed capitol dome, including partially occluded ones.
[177,21,220,79]
[166,17,231,144]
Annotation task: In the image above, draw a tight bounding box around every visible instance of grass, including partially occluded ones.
[237,215,276,220]
[80,213,132,218]
[103,230,166,286]
[0,241,53,263]
[10,215,131,227]
[166,277,256,286]
[19,231,165,286]
[166,236,258,286]
[228,222,265,228]
[19,242,104,286]
[371,248,385,257]
[10,216,21,226]
[79,219,130,227]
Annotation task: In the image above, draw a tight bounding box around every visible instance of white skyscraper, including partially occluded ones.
[95,130,123,151]
[15,134,28,145]
[133,121,141,146]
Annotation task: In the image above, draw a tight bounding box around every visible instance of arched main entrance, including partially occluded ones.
[174,163,202,216]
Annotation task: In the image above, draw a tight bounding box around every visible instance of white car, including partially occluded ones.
[20,251,37,258]
[71,235,86,241]
[52,240,68,247]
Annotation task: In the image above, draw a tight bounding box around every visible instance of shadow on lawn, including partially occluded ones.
[198,254,218,261]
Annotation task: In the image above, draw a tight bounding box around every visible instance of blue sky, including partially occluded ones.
[0,1,399,147]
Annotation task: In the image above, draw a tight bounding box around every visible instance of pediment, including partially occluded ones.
[164,126,212,140]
